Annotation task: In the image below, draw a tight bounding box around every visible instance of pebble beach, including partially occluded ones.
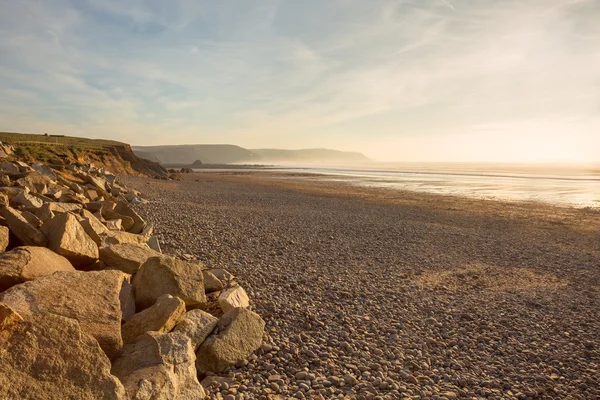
[121,171,600,400]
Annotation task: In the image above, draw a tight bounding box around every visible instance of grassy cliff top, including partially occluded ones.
[0,131,124,150]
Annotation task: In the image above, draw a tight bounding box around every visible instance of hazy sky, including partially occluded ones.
[1,0,599,162]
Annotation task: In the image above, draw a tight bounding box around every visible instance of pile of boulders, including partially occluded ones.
[0,160,264,399]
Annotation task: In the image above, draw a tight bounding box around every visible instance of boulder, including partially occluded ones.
[26,203,55,222]
[31,163,57,180]
[85,189,99,201]
[20,210,42,228]
[174,309,218,350]
[0,162,19,173]
[148,236,162,253]
[80,209,109,245]
[106,219,123,231]
[100,243,161,275]
[100,230,150,246]
[120,277,136,323]
[0,192,8,207]
[0,305,126,400]
[45,202,84,214]
[0,246,75,292]
[0,186,26,200]
[41,212,99,268]
[0,270,125,359]
[0,175,10,187]
[0,226,8,253]
[133,256,206,310]
[14,172,53,194]
[115,200,146,234]
[195,308,265,374]
[210,268,235,282]
[105,210,135,231]
[203,270,224,293]
[1,206,47,247]
[112,332,206,400]
[218,285,250,313]
[11,191,43,208]
[122,294,185,344]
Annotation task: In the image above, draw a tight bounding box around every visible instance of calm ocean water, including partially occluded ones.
[272,163,600,209]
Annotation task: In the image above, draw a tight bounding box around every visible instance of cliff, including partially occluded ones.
[0,132,168,178]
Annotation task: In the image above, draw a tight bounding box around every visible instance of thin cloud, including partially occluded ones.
[0,0,598,162]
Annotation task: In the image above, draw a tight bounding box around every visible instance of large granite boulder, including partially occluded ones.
[0,303,126,399]
[112,331,206,400]
[100,243,161,275]
[80,209,110,245]
[174,309,218,350]
[203,269,224,293]
[0,246,75,292]
[0,270,125,359]
[133,256,206,310]
[115,200,146,234]
[122,294,185,344]
[41,212,99,268]
[195,307,265,374]
[100,230,150,246]
[11,191,43,208]
[218,285,250,313]
[1,206,47,247]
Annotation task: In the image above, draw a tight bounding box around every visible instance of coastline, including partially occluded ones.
[121,171,600,399]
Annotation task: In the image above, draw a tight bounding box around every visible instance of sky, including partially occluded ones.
[0,0,599,163]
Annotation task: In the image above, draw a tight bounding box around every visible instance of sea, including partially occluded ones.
[266,163,600,209]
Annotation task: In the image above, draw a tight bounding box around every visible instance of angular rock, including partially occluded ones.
[85,189,99,201]
[122,294,185,344]
[210,268,235,282]
[1,206,47,247]
[0,162,19,173]
[45,202,84,214]
[0,246,75,292]
[195,308,265,374]
[26,203,55,222]
[100,243,161,275]
[31,163,57,180]
[80,209,109,245]
[203,269,224,293]
[112,331,206,400]
[0,226,8,253]
[41,212,99,268]
[0,186,26,200]
[218,285,250,313]
[0,305,126,399]
[20,210,42,228]
[148,236,162,253]
[120,276,136,323]
[100,230,150,246]
[133,256,206,310]
[105,210,135,231]
[115,200,146,234]
[0,192,8,207]
[106,219,123,231]
[174,309,218,350]
[0,270,125,359]
[11,191,43,208]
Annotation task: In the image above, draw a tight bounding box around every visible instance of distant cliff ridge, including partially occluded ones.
[132,145,371,165]
[132,145,260,165]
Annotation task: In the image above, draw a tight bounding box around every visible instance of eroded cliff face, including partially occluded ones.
[107,145,168,178]
[5,142,167,178]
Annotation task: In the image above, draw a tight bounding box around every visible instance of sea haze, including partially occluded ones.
[267,163,600,209]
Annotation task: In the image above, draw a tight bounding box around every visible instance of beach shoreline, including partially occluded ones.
[121,171,600,399]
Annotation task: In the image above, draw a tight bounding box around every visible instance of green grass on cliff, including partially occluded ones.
[0,131,124,149]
